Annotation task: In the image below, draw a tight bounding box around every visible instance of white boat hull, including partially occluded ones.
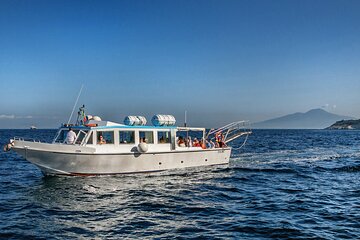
[12,141,231,176]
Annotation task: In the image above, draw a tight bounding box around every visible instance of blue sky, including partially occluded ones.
[1,0,360,128]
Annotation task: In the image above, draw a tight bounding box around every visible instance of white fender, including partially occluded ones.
[137,142,148,153]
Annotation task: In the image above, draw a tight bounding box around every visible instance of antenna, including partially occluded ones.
[184,110,187,127]
[185,110,189,143]
[67,84,84,124]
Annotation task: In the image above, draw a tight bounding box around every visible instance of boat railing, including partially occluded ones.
[206,120,252,144]
[12,137,43,143]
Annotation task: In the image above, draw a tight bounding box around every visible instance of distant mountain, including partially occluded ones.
[326,119,360,130]
[253,109,354,129]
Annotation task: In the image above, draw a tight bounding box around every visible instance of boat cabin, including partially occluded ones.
[52,120,206,151]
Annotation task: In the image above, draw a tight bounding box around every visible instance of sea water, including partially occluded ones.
[1,129,360,239]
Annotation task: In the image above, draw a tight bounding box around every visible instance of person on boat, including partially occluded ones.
[215,132,227,148]
[193,138,200,147]
[65,128,76,144]
[215,132,226,148]
[200,139,207,149]
[215,132,221,145]
[186,136,193,147]
[177,136,185,147]
[98,135,106,144]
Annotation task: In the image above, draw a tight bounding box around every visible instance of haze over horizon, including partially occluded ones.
[1,0,360,128]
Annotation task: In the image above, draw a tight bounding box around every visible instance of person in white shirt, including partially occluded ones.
[65,128,77,144]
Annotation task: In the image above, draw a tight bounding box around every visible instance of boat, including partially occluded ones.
[4,106,251,176]
[30,126,37,130]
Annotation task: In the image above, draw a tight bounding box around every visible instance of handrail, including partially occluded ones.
[12,137,42,143]
[207,120,249,136]
[206,120,252,144]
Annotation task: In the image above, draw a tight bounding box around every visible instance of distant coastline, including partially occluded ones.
[253,108,353,129]
[326,119,360,130]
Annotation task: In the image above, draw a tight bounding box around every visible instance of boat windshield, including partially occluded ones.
[53,129,89,144]
[75,130,88,145]
[54,129,69,143]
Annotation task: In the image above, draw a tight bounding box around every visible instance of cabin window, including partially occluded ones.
[97,131,114,144]
[87,132,93,144]
[75,130,88,144]
[158,131,170,143]
[119,131,135,144]
[139,131,154,144]
[55,129,78,143]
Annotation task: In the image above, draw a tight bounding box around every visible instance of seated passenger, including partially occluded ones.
[177,136,185,147]
[186,136,193,147]
[200,139,207,149]
[193,138,200,147]
[65,128,76,144]
[98,135,106,145]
